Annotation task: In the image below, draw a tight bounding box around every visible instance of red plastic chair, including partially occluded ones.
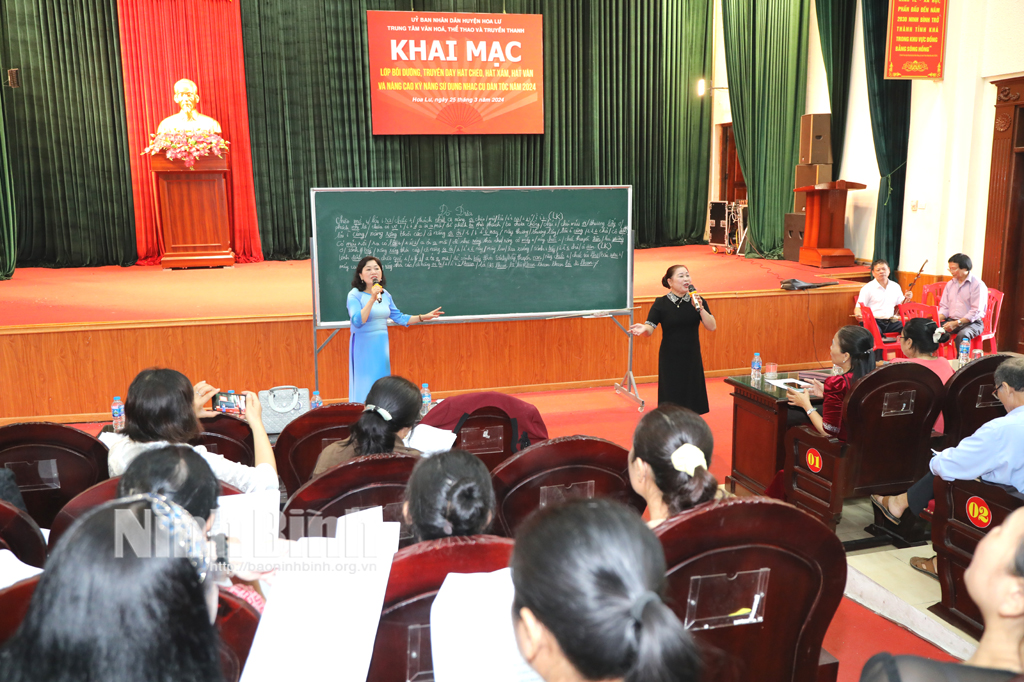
[0,576,259,682]
[274,403,364,496]
[923,281,947,307]
[489,435,646,537]
[656,497,845,682]
[858,304,902,360]
[366,535,515,682]
[0,423,109,529]
[0,500,47,568]
[47,476,243,552]
[281,453,419,542]
[970,289,1003,355]
[898,302,955,359]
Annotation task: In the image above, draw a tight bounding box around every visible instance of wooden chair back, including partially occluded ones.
[452,406,515,471]
[216,588,262,682]
[941,353,1011,447]
[931,477,1024,639]
[366,535,514,682]
[785,363,944,531]
[274,403,364,495]
[490,435,646,537]
[47,476,243,552]
[0,500,47,568]
[194,414,255,466]
[971,288,1004,354]
[0,576,260,682]
[0,423,109,528]
[656,498,845,682]
[281,453,419,542]
[923,281,947,307]
[858,304,901,359]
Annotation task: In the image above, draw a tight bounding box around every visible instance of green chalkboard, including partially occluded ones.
[311,187,633,327]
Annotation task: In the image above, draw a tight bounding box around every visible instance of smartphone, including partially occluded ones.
[212,392,245,416]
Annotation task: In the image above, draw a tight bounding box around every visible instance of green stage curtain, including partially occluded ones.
[862,0,911,269]
[722,0,810,259]
[0,70,13,280]
[815,0,856,176]
[0,0,135,268]
[241,0,713,260]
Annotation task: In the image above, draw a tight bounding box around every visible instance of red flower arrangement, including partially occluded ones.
[141,130,229,169]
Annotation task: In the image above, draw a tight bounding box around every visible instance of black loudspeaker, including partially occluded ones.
[783,213,805,262]
[708,201,728,244]
[799,113,832,165]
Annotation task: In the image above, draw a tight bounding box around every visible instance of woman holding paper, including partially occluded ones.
[312,376,422,477]
[629,264,715,414]
[348,256,443,403]
[786,326,874,440]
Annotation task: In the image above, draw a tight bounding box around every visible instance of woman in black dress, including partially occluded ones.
[630,264,716,413]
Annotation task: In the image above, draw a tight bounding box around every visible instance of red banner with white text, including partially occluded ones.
[367,11,544,135]
[884,0,948,79]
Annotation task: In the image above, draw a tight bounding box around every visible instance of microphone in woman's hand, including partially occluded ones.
[372,277,382,303]
[688,284,701,309]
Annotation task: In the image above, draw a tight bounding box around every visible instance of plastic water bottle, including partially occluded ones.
[420,383,432,416]
[958,339,971,366]
[111,396,125,432]
[310,391,323,410]
[750,353,762,382]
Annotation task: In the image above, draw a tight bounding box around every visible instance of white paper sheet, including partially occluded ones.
[430,568,543,682]
[0,549,43,590]
[211,490,282,568]
[406,424,457,456]
[766,378,811,390]
[239,520,401,682]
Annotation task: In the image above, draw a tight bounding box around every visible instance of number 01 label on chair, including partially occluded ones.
[966,496,992,528]
[806,448,823,473]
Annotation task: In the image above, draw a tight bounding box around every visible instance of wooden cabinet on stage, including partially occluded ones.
[151,155,235,269]
[794,180,864,268]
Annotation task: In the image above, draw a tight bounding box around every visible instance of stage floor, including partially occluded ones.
[0,246,868,327]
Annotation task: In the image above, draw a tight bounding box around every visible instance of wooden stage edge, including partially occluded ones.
[1,283,862,423]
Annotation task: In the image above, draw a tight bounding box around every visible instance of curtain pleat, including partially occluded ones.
[2,0,135,268]
[815,0,856,177]
[0,68,13,280]
[722,0,810,258]
[861,0,911,268]
[241,0,714,260]
[117,0,263,265]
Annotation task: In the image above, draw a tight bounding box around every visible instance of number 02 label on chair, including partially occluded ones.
[806,448,823,473]
[966,496,992,528]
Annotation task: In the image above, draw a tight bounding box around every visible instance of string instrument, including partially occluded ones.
[904,260,928,299]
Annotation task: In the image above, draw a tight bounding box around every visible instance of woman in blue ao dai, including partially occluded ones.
[347,256,443,403]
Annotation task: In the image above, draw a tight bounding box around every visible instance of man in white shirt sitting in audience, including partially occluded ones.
[855,258,913,335]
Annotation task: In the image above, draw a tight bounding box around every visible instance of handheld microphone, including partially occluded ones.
[372,277,382,303]
[688,284,701,310]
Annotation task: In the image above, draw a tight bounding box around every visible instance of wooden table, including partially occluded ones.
[725,373,821,496]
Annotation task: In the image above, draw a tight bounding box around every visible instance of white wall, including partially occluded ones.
[707,0,1024,275]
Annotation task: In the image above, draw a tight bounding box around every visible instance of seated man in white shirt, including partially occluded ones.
[854,258,912,335]
[871,357,1024,575]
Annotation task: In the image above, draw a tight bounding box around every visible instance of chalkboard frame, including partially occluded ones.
[309,185,634,328]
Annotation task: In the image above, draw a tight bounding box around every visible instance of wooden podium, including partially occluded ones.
[152,155,234,269]
[794,180,865,268]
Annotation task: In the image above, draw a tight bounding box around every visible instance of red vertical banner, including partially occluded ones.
[117,0,262,264]
[884,0,949,79]
[367,11,544,135]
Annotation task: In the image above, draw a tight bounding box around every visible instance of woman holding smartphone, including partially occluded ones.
[348,256,443,403]
[99,368,278,493]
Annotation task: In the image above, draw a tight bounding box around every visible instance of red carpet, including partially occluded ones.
[0,246,867,327]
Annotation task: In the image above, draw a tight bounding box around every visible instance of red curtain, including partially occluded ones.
[117,0,263,264]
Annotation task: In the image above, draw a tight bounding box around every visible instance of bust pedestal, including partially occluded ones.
[151,155,234,269]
